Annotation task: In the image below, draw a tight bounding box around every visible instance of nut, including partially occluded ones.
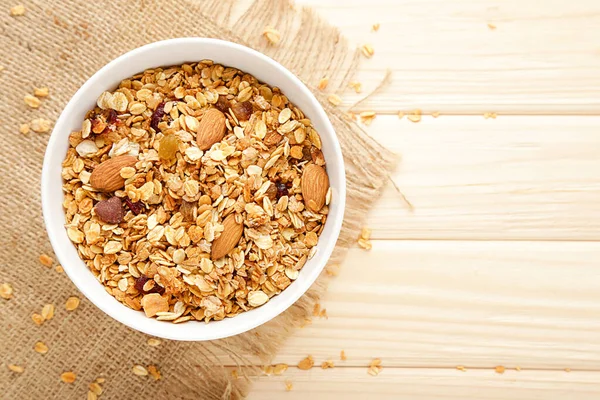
[196,108,226,150]
[211,214,243,260]
[90,155,137,191]
[301,164,330,212]
[94,197,124,224]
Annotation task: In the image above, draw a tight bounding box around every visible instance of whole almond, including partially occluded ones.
[197,108,226,150]
[301,164,329,212]
[90,155,137,192]
[211,214,243,260]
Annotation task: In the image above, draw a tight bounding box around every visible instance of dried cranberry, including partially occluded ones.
[124,198,144,215]
[302,147,312,161]
[231,101,253,121]
[276,182,288,198]
[214,95,231,113]
[150,102,165,132]
[106,109,118,124]
[134,276,149,292]
[134,276,165,295]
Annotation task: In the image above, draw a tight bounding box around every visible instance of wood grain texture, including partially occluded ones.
[296,0,600,114]
[248,368,600,400]
[364,115,600,240]
[270,241,600,370]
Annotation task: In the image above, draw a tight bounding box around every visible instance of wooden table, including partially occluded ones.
[246,1,600,398]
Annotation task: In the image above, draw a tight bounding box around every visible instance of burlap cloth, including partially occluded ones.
[0,0,396,398]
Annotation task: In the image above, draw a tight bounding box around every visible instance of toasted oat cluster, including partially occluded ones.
[61,61,331,323]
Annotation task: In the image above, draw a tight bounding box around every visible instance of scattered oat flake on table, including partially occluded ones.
[319,308,328,319]
[34,341,49,354]
[298,355,314,370]
[147,365,161,380]
[484,112,497,119]
[132,365,148,376]
[368,358,383,376]
[9,4,25,16]
[325,264,340,277]
[30,118,51,133]
[312,303,321,317]
[565,368,571,372]
[65,296,80,311]
[61,371,77,383]
[495,365,505,374]
[359,111,376,125]
[39,253,53,268]
[87,392,98,400]
[340,350,347,361]
[408,109,422,123]
[357,232,372,250]
[372,23,380,31]
[31,313,44,326]
[0,283,13,299]
[318,77,329,90]
[55,265,64,273]
[262,365,274,376]
[24,94,41,108]
[456,365,467,372]
[348,81,362,93]
[327,94,342,106]
[432,111,440,118]
[361,44,374,58]
[488,23,497,30]
[273,363,288,375]
[19,123,30,134]
[515,366,522,371]
[285,380,293,391]
[263,27,281,45]
[398,111,405,119]
[147,337,161,347]
[8,364,24,373]
[34,87,50,97]
[321,360,335,369]
[42,303,55,320]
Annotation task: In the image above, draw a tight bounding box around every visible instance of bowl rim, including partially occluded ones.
[41,37,346,341]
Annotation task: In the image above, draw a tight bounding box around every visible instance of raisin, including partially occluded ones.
[231,101,253,121]
[150,102,165,132]
[302,146,312,161]
[265,182,278,201]
[158,134,179,161]
[180,200,196,222]
[214,95,231,113]
[124,198,144,215]
[106,109,118,125]
[276,182,288,198]
[134,276,165,294]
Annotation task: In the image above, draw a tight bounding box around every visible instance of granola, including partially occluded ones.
[61,61,330,323]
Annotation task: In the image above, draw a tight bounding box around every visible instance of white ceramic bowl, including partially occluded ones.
[41,38,346,341]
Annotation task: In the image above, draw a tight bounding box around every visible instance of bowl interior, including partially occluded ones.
[42,38,346,341]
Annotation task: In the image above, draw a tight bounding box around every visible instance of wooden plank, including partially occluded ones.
[293,0,600,114]
[270,241,600,370]
[248,368,600,400]
[363,115,600,240]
